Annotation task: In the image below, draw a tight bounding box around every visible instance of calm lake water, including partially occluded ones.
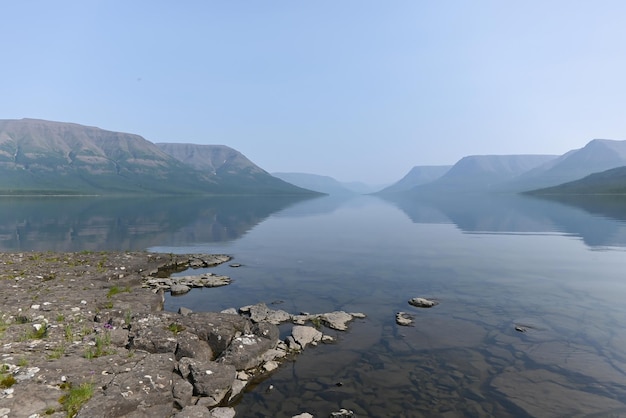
[2,193,626,417]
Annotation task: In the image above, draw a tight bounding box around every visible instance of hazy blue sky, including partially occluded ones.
[2,1,626,184]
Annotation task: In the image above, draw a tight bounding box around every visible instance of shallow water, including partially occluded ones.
[2,193,626,417]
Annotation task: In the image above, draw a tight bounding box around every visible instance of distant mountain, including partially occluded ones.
[271,172,353,195]
[376,165,451,194]
[157,143,314,194]
[0,119,316,195]
[502,139,626,192]
[411,154,558,194]
[528,165,626,195]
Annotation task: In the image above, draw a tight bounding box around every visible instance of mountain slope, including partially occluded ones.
[271,172,354,195]
[502,139,626,192]
[157,143,316,194]
[529,165,626,195]
[376,165,451,194]
[0,119,314,195]
[411,154,558,193]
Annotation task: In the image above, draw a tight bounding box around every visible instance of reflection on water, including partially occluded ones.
[0,195,316,251]
[382,192,626,248]
[2,194,626,416]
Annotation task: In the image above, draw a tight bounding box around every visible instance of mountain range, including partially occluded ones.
[0,119,315,195]
[380,138,626,195]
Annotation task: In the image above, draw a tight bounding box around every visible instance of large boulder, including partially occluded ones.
[217,322,280,370]
[181,312,252,357]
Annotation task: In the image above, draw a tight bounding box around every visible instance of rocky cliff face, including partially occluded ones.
[157,143,314,195]
[0,119,314,195]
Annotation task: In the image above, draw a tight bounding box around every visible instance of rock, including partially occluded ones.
[173,375,194,409]
[129,312,180,353]
[217,322,280,370]
[179,306,193,316]
[515,325,528,333]
[240,303,291,325]
[331,408,356,417]
[181,312,252,357]
[210,407,237,418]
[220,308,239,315]
[174,405,212,418]
[229,378,247,402]
[396,312,414,326]
[229,263,242,268]
[291,325,323,349]
[171,284,191,295]
[408,297,439,308]
[78,353,176,418]
[175,331,214,362]
[263,360,279,372]
[319,311,355,331]
[188,360,237,406]
[292,414,314,418]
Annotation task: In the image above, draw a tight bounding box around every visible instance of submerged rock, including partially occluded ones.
[408,297,439,308]
[396,312,414,326]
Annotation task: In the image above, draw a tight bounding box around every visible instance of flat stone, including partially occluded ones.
[319,311,354,331]
[396,312,414,326]
[291,325,323,349]
[408,297,439,308]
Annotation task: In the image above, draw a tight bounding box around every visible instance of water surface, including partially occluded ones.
[2,193,626,417]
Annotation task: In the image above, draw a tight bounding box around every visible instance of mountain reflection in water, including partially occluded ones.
[2,194,626,416]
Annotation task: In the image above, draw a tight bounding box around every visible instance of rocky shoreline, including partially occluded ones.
[0,252,364,418]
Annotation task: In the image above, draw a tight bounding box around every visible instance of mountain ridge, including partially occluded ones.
[0,118,316,195]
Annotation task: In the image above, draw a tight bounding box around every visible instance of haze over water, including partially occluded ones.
[2,194,626,416]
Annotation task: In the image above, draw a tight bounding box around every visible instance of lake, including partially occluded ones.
[2,193,626,417]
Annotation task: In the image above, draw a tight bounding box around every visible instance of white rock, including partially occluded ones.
[263,360,279,372]
[291,325,323,349]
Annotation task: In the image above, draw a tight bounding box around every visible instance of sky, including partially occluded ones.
[2,1,626,184]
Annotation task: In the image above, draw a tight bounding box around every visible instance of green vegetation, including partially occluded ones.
[59,381,94,417]
[106,285,131,299]
[310,316,323,329]
[0,364,16,389]
[0,373,16,389]
[167,322,185,335]
[48,344,66,360]
[84,332,113,359]
[24,324,48,340]
[64,324,74,342]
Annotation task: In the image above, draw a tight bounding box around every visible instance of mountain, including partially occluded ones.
[0,119,315,195]
[376,165,451,194]
[157,143,314,195]
[501,139,626,192]
[528,165,626,195]
[271,172,354,195]
[410,154,558,194]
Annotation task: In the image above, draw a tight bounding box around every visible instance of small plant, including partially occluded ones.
[56,314,65,322]
[47,345,66,360]
[25,324,48,340]
[106,285,130,299]
[167,323,185,335]
[123,310,133,326]
[44,406,57,415]
[310,316,323,329]
[85,332,113,359]
[0,374,16,389]
[17,357,28,367]
[64,325,74,342]
[59,381,94,417]
[15,315,30,324]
